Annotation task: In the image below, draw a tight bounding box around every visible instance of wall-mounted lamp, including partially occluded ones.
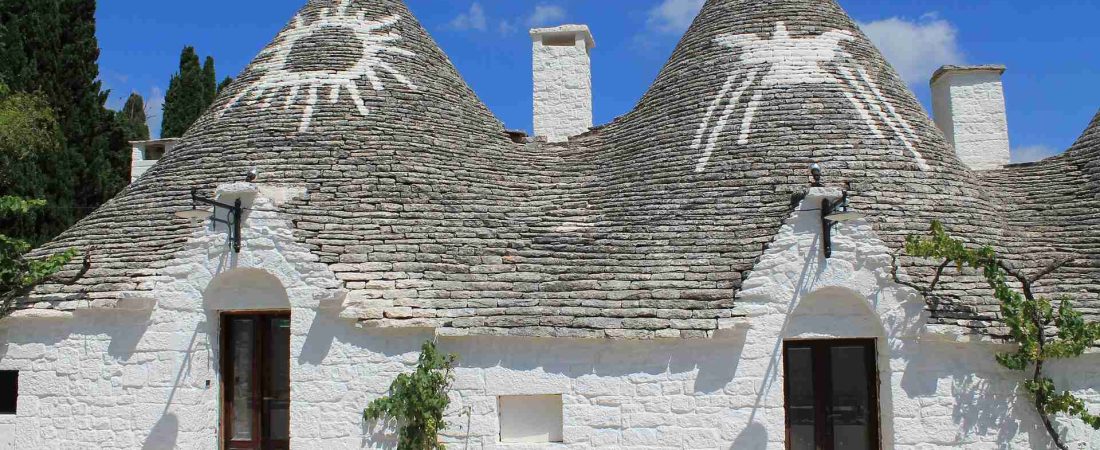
[174,188,244,253]
[821,193,866,258]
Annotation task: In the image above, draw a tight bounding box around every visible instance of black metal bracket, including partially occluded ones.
[820,193,848,259]
[189,188,244,253]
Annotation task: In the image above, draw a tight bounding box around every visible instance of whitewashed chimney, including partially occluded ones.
[930,65,1011,170]
[130,138,179,183]
[530,25,595,143]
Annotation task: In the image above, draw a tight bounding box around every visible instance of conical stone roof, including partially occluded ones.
[27,0,525,306]
[24,0,1100,339]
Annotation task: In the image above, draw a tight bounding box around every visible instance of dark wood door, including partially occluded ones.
[783,339,880,450]
[222,313,291,450]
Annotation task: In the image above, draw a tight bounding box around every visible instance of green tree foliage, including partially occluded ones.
[364,341,457,449]
[900,221,1100,450]
[0,196,75,319]
[0,82,59,197]
[162,47,229,138]
[0,83,62,162]
[202,56,218,107]
[0,0,130,242]
[162,47,203,138]
[0,81,70,244]
[119,92,150,141]
[218,76,235,95]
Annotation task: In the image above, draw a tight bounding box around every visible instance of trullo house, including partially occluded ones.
[2,0,1099,448]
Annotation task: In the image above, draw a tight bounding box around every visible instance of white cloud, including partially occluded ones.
[449,2,488,32]
[527,4,567,27]
[451,2,566,34]
[858,14,964,86]
[495,3,567,35]
[498,20,518,35]
[646,0,704,34]
[1012,145,1061,163]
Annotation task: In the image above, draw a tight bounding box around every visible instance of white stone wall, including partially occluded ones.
[730,187,1098,449]
[532,28,593,143]
[130,140,179,183]
[0,186,1097,449]
[931,68,1011,170]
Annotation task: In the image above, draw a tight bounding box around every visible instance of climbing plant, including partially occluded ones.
[896,221,1100,450]
[364,340,457,449]
[0,196,76,319]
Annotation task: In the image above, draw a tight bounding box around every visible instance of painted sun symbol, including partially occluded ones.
[218,0,417,132]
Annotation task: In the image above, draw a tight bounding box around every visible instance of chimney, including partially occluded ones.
[530,25,595,143]
[930,65,1011,170]
[130,138,179,183]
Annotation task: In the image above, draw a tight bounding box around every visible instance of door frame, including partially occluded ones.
[782,338,881,450]
[220,310,292,450]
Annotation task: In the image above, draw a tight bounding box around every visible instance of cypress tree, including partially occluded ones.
[120,92,150,141]
[161,47,206,138]
[0,0,126,242]
[60,0,127,221]
[161,47,232,138]
[202,56,217,106]
[218,76,235,95]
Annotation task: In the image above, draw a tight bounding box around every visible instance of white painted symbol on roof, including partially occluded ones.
[217,0,416,132]
[693,22,929,173]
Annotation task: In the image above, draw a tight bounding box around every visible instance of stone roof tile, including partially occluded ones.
[24,0,1100,340]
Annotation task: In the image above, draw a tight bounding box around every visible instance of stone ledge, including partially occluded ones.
[1,309,74,322]
[930,64,1007,85]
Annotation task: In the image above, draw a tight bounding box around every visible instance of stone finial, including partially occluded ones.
[530,24,596,143]
[930,65,1010,171]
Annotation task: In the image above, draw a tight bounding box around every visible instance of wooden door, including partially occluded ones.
[222,312,291,450]
[783,339,880,450]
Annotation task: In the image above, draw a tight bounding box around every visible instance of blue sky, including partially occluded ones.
[96,0,1099,162]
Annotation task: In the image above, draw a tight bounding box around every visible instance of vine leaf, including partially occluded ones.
[898,221,1100,449]
[1,197,77,320]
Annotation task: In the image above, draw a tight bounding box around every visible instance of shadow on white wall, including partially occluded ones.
[142,413,179,450]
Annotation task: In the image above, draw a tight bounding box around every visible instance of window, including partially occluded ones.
[784,339,880,450]
[541,34,576,47]
[144,145,166,161]
[498,395,563,443]
[0,371,17,414]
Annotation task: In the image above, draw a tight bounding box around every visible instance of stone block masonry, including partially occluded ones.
[532,25,595,143]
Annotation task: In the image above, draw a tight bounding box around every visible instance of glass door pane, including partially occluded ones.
[784,340,879,450]
[263,316,291,450]
[786,347,816,450]
[830,346,872,450]
[229,318,257,444]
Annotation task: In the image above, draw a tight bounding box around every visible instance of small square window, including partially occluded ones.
[498,395,563,443]
[541,34,576,47]
[0,371,17,414]
[144,145,166,161]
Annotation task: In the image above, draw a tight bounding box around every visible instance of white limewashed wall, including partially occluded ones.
[531,25,595,143]
[931,65,1012,171]
[0,185,1097,449]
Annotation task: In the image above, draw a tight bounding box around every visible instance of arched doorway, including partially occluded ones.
[782,288,887,450]
[204,269,291,449]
